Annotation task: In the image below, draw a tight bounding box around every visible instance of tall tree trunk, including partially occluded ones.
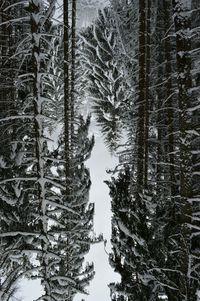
[63,1,71,299]
[155,0,166,205]
[162,2,180,300]
[136,0,146,204]
[144,0,151,189]
[172,0,193,299]
[30,0,56,297]
[63,0,70,182]
[135,1,149,299]
[164,0,176,200]
[190,0,200,295]
[70,0,76,154]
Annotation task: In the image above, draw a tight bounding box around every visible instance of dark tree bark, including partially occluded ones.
[135,1,149,300]
[144,0,151,189]
[30,1,53,297]
[164,0,176,198]
[136,0,146,197]
[63,0,70,181]
[70,0,76,153]
[172,0,193,299]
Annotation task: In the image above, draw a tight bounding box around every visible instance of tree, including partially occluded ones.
[107,167,141,301]
[106,0,200,299]
[81,7,129,153]
[171,0,200,299]
[0,1,69,299]
[47,1,96,300]
[0,2,35,297]
[0,0,96,299]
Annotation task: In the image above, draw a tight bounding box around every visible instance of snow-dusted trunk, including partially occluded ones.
[134,1,150,299]
[164,0,177,198]
[144,0,151,189]
[63,0,70,182]
[172,0,193,299]
[30,0,55,298]
[63,2,72,298]
[155,0,165,199]
[173,0,192,208]
[70,0,76,153]
[136,0,146,196]
[136,0,149,247]
[190,0,200,295]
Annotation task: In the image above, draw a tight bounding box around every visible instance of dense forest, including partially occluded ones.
[0,0,199,301]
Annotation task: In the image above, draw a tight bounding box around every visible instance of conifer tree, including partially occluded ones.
[81,7,128,152]
[171,0,199,299]
[0,0,96,299]
[49,1,96,299]
[0,2,35,297]
[105,0,200,299]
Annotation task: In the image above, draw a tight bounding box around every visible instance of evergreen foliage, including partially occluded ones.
[0,0,95,300]
[98,0,200,300]
[81,7,129,153]
[0,0,200,300]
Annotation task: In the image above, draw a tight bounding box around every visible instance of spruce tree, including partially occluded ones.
[81,7,128,153]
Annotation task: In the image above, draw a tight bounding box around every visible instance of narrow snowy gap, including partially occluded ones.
[74,118,120,301]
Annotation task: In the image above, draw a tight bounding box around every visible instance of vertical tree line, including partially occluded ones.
[0,1,96,300]
[81,0,200,300]
[0,0,200,301]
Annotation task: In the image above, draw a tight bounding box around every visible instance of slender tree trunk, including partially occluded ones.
[136,1,149,299]
[155,0,165,204]
[190,0,200,296]
[136,0,146,201]
[63,0,70,181]
[172,0,193,299]
[71,0,76,154]
[63,1,71,299]
[144,0,151,189]
[30,0,56,297]
[31,5,50,299]
[164,0,176,199]
[172,0,192,212]
[162,2,180,300]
